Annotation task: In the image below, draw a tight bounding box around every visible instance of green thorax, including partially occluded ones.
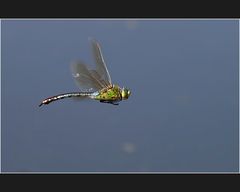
[95,84,122,101]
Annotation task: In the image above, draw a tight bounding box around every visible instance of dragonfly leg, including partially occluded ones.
[100,100,119,105]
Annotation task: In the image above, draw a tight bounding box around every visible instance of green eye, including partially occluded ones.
[121,88,130,100]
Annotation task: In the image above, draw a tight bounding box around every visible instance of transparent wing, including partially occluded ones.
[71,62,107,91]
[90,38,112,86]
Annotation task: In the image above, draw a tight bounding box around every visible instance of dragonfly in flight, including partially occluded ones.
[39,38,131,107]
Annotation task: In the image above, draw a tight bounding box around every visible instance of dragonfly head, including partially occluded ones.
[121,87,131,100]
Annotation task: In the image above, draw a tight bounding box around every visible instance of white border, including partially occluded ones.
[1,18,240,20]
[0,19,1,173]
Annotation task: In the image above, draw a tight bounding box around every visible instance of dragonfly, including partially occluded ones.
[39,38,131,107]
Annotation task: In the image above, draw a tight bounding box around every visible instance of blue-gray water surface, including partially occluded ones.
[1,20,239,172]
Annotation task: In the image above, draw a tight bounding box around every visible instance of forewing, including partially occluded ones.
[90,38,112,86]
[71,62,105,91]
[89,69,109,88]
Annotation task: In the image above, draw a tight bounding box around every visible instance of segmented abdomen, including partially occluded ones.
[39,92,93,107]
